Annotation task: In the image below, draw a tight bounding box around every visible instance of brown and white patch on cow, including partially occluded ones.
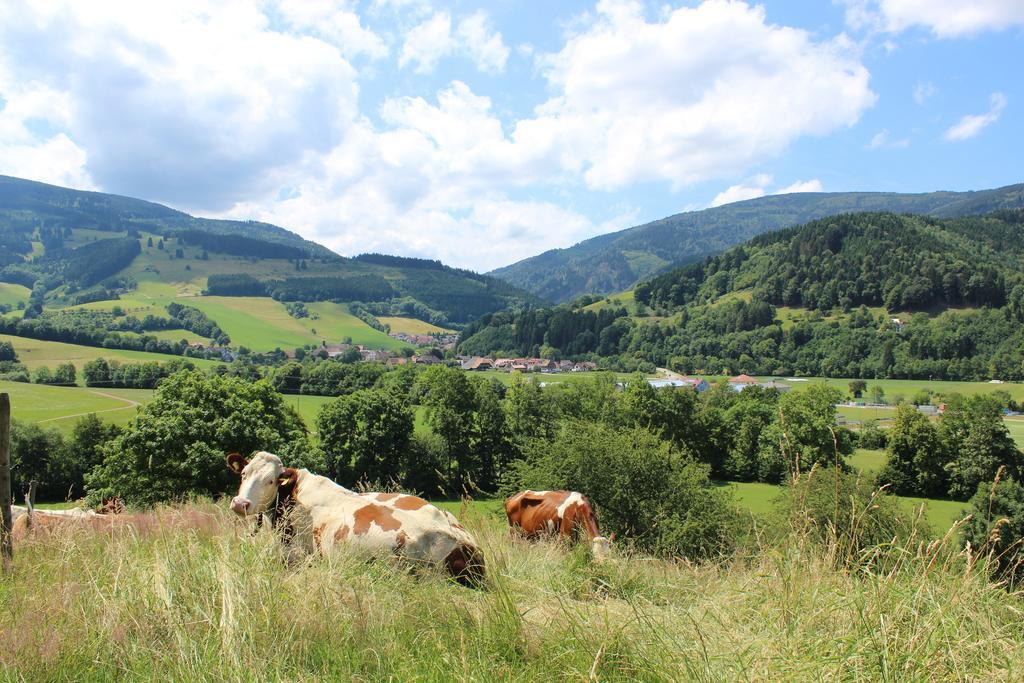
[391,495,429,511]
[352,503,402,535]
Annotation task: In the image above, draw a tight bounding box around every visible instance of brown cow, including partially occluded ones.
[504,490,611,561]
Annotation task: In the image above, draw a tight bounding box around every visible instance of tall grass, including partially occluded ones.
[2,501,1023,681]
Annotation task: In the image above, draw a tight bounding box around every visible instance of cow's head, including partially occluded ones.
[226,451,298,517]
[591,533,614,562]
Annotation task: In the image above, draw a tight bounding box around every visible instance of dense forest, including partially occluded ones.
[490,184,1024,302]
[462,211,1024,380]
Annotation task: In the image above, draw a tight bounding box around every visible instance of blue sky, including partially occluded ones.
[0,1,1020,271]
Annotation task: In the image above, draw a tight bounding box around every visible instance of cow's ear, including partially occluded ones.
[226,453,248,475]
[278,468,298,487]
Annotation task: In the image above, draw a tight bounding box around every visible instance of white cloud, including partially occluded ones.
[536,1,875,191]
[777,179,824,194]
[0,0,360,209]
[710,175,822,207]
[846,0,1024,37]
[398,12,453,74]
[709,174,773,207]
[456,12,510,74]
[399,11,509,75]
[944,92,1007,141]
[913,81,936,104]
[709,183,766,207]
[867,129,910,149]
[277,0,388,60]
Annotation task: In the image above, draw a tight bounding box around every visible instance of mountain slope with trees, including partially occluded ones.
[462,210,1024,380]
[489,184,1024,303]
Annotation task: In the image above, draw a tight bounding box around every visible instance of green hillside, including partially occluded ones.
[0,176,542,367]
[490,183,1024,303]
[462,210,1024,381]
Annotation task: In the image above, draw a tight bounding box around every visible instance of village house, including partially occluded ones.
[728,374,760,391]
[461,356,495,371]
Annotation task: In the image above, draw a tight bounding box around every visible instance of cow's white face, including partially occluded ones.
[227,451,296,516]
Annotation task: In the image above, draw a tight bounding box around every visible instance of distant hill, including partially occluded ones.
[462,210,1024,381]
[0,174,337,259]
[489,184,1024,303]
[0,176,543,357]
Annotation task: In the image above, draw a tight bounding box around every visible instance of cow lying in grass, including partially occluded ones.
[505,490,612,561]
[227,451,485,586]
[11,507,222,543]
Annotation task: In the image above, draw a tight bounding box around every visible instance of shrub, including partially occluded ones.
[506,421,741,560]
[856,419,888,449]
[772,467,927,566]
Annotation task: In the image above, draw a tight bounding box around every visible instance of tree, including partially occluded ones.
[86,371,311,506]
[415,365,477,490]
[879,404,947,497]
[317,389,413,486]
[0,341,16,362]
[963,476,1024,586]
[53,362,76,386]
[868,385,886,405]
[10,420,67,501]
[942,396,1024,500]
[32,366,53,384]
[504,374,553,443]
[471,379,513,492]
[848,380,867,398]
[63,415,120,500]
[758,384,853,481]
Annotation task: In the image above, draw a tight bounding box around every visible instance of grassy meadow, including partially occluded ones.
[377,316,453,335]
[3,499,1022,680]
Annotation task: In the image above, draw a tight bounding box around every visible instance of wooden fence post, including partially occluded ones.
[0,392,11,569]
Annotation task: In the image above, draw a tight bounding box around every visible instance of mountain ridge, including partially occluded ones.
[489,184,1024,303]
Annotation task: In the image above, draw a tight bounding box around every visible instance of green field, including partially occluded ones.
[0,282,30,308]
[848,448,886,474]
[1,333,223,373]
[377,316,453,335]
[724,479,965,531]
[185,297,407,352]
[0,380,149,432]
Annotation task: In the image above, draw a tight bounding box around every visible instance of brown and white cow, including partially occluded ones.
[504,490,612,561]
[227,451,485,586]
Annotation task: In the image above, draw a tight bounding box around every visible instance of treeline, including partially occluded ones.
[0,310,223,359]
[354,253,445,270]
[50,237,141,287]
[165,302,229,344]
[83,357,199,389]
[171,230,306,260]
[459,306,629,358]
[205,273,266,296]
[205,273,397,303]
[635,212,1021,312]
[269,275,396,302]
